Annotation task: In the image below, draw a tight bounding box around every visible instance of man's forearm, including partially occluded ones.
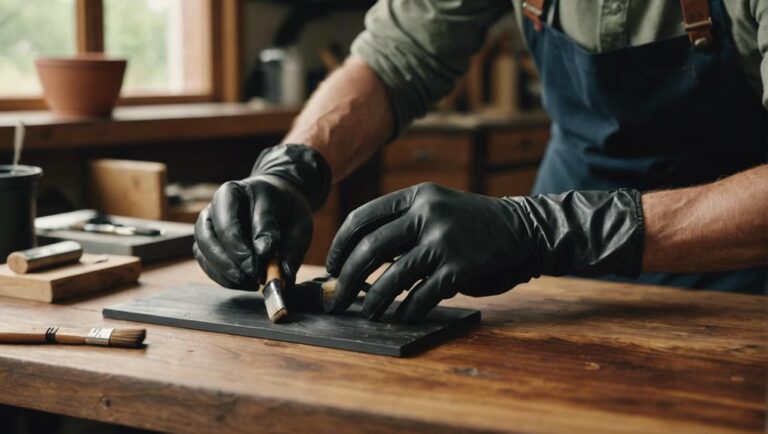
[641,165,768,273]
[282,57,394,182]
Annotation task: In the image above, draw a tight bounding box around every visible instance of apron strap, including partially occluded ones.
[523,0,547,32]
[680,0,714,50]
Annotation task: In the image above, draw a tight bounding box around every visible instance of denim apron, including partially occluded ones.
[522,0,767,293]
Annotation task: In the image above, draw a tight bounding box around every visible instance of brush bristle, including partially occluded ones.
[108,328,146,348]
[320,278,337,302]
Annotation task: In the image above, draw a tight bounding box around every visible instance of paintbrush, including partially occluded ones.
[0,327,146,348]
[261,259,288,323]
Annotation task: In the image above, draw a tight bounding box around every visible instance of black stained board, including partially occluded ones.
[103,284,481,357]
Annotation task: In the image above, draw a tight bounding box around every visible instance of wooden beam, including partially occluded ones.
[76,0,104,53]
[212,0,243,102]
[222,0,244,102]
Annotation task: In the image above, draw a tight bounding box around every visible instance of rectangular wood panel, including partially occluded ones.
[0,254,140,302]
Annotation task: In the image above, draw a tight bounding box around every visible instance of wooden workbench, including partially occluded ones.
[0,260,765,433]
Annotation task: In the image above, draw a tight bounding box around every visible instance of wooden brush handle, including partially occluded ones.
[0,327,93,344]
[0,327,144,347]
[265,259,284,286]
[7,241,83,274]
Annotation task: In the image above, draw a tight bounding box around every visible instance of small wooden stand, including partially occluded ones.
[0,254,141,302]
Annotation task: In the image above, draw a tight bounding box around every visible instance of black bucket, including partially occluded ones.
[0,165,43,263]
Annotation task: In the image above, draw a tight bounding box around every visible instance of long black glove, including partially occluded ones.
[193,144,331,289]
[324,183,644,322]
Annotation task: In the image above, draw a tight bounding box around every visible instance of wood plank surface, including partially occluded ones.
[0,259,765,433]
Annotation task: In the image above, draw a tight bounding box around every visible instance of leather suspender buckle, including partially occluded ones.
[523,1,544,32]
[680,0,714,50]
[683,17,713,49]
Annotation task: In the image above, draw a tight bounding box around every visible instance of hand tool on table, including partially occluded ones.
[69,216,164,236]
[0,326,146,348]
[6,241,83,274]
[261,259,288,323]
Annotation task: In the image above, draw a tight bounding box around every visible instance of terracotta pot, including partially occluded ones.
[35,54,127,119]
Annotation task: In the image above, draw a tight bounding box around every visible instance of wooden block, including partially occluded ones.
[89,159,168,220]
[0,254,141,303]
[103,284,481,357]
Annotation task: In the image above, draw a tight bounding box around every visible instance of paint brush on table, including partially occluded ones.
[0,327,146,348]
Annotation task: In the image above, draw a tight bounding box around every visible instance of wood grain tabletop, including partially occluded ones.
[0,259,765,433]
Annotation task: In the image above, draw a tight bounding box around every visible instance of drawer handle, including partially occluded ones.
[412,148,435,163]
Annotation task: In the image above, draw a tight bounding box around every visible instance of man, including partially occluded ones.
[194,0,768,322]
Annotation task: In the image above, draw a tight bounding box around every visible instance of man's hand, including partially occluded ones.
[324,183,644,322]
[193,144,331,289]
[194,176,312,289]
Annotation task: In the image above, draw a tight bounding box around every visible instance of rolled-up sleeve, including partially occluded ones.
[351,0,512,135]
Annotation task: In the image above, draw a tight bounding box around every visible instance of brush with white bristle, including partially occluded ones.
[0,327,146,348]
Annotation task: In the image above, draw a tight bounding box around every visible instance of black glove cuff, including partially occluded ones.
[509,188,645,278]
[251,144,332,210]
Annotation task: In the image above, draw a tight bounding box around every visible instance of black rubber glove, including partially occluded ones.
[324,183,644,322]
[193,144,331,289]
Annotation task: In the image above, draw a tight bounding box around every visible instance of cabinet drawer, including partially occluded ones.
[306,188,339,265]
[384,134,472,171]
[487,128,549,166]
[382,172,471,194]
[485,168,539,197]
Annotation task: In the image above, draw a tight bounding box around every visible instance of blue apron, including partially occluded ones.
[522,0,767,293]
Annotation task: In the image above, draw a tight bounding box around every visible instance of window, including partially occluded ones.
[0,0,77,97]
[0,0,240,109]
[104,0,210,96]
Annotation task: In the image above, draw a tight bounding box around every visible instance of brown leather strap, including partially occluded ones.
[680,0,714,49]
[523,0,546,32]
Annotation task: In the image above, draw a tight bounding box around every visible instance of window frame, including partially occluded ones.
[0,0,242,111]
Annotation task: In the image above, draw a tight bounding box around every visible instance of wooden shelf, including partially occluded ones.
[0,103,299,150]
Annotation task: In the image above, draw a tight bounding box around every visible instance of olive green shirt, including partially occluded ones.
[351,0,768,135]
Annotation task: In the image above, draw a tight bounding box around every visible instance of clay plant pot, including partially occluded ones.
[0,165,43,263]
[35,54,127,119]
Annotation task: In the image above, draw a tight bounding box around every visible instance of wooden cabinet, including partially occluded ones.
[305,188,338,266]
[487,128,549,166]
[485,126,549,197]
[382,134,473,193]
[381,114,550,198]
[485,167,539,197]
